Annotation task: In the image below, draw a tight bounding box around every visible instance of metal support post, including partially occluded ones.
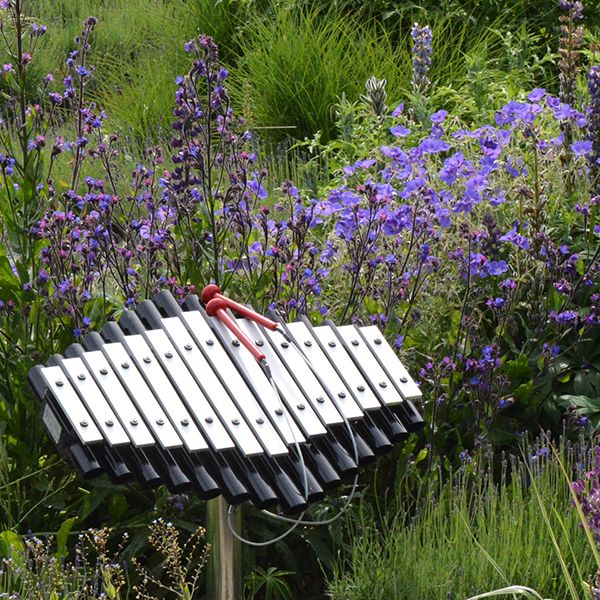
[206,497,242,600]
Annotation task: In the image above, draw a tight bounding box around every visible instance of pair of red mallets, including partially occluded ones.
[201,284,281,363]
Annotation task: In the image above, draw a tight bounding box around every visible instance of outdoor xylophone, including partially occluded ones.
[28,287,424,514]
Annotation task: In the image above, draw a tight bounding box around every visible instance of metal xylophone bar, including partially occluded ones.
[28,290,424,514]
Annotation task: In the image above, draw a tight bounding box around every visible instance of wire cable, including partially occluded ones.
[226,321,361,544]
[261,340,360,526]
[226,360,309,547]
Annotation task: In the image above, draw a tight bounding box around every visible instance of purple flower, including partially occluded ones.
[500,227,530,250]
[430,109,448,123]
[439,152,473,185]
[528,88,546,102]
[419,137,451,154]
[391,103,404,117]
[486,260,509,276]
[248,179,267,199]
[390,125,411,137]
[549,310,578,323]
[572,140,593,156]
[486,297,505,308]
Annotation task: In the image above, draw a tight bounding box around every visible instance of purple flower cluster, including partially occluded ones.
[162,35,260,287]
[411,23,432,97]
[572,445,600,540]
[588,66,600,194]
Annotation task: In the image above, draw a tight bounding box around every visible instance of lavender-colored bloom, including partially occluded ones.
[550,310,579,323]
[419,137,451,154]
[500,227,531,250]
[486,260,509,276]
[439,152,473,185]
[390,125,411,137]
[572,140,593,155]
[495,101,542,126]
[430,109,448,123]
[391,103,404,117]
[486,297,505,308]
[248,179,267,199]
[528,88,546,102]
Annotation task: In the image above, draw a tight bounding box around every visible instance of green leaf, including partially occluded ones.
[0,530,24,558]
[0,255,20,294]
[513,380,533,403]
[109,493,128,523]
[414,447,428,464]
[573,371,599,397]
[556,394,600,413]
[504,354,531,383]
[56,516,77,559]
[543,395,562,423]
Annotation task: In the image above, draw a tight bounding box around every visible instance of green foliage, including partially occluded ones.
[0,521,209,599]
[328,441,596,600]
[28,0,247,141]
[245,566,294,600]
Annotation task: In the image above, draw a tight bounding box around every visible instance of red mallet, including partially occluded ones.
[201,284,279,331]
[205,297,266,362]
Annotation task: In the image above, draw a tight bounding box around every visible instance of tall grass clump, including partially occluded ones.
[231,6,411,142]
[328,440,596,600]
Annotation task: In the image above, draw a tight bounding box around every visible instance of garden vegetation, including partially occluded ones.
[0,0,599,598]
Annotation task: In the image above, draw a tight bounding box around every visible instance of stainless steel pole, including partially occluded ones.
[206,497,242,600]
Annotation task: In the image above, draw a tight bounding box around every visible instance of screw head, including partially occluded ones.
[55,379,64,387]
[357,384,365,392]
[130,418,138,426]
[316,396,325,404]
[143,356,152,364]
[206,338,214,346]
[297,403,305,410]
[400,375,408,383]
[338,391,346,399]
[105,419,114,427]
[80,419,88,427]
[205,416,213,424]
[255,339,264,346]
[121,362,129,369]
[328,340,336,347]
[275,408,284,416]
[156,418,164,426]
[164,351,173,359]
[232,418,240,425]
[374,337,382,345]
[304,340,312,347]
[256,417,264,425]
[232,339,240,347]
[99,368,108,375]
[351,339,359,346]
[181,418,189,426]
[379,381,387,388]
[77,373,86,381]
[184,343,193,351]
[281,341,289,349]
